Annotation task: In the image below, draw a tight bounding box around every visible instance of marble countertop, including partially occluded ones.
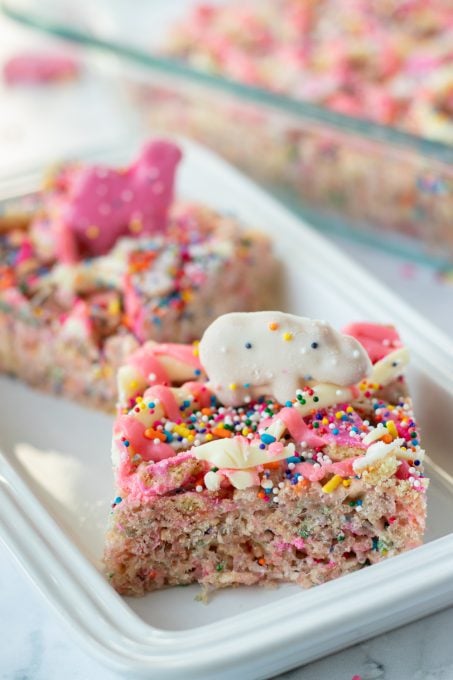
[1,12,453,680]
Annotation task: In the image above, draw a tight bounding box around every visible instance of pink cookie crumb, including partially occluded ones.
[3,51,79,85]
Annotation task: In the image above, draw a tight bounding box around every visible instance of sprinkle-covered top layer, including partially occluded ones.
[113,317,425,501]
[0,198,264,347]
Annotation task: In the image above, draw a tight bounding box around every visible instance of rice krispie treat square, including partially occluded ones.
[104,312,427,595]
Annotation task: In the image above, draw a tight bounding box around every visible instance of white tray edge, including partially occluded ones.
[1,137,453,678]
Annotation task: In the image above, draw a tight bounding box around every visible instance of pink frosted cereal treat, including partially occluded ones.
[0,142,277,410]
[104,312,427,596]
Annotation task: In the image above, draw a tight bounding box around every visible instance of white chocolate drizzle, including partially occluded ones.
[194,437,295,470]
[369,347,410,386]
[293,384,355,417]
[353,437,425,472]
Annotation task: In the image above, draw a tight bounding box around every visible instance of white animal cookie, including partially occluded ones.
[199,311,372,406]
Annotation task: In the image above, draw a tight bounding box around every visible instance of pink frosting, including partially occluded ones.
[342,322,402,363]
[115,415,174,462]
[129,346,171,387]
[268,441,285,456]
[222,468,260,487]
[42,140,182,263]
[128,342,202,387]
[153,343,201,368]
[182,382,213,409]
[144,385,182,422]
[294,457,355,482]
[117,451,202,498]
[117,381,212,461]
[261,406,327,448]
[314,404,367,450]
[3,52,79,85]
[123,274,147,341]
[274,537,306,553]
[15,240,34,265]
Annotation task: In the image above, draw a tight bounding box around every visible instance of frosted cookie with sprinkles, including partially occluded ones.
[104,312,428,596]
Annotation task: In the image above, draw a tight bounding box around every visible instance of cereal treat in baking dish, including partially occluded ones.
[0,141,277,410]
[104,312,427,595]
[167,0,453,140]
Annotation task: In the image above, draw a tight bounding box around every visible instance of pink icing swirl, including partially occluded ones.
[118,451,201,499]
[129,342,202,387]
[117,382,212,465]
[261,406,327,449]
[182,382,212,410]
[294,457,355,482]
[116,415,175,463]
[144,385,183,422]
[129,348,172,388]
[152,343,201,368]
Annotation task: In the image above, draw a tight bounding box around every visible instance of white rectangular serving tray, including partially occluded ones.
[1,138,453,679]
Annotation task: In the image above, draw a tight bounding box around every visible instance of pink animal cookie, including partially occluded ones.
[50,140,182,263]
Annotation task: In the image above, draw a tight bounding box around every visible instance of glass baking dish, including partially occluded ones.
[2,0,453,267]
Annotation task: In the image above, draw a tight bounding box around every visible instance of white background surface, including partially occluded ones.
[1,13,453,680]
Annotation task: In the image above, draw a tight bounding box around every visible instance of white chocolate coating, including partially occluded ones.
[204,470,223,491]
[199,312,372,406]
[294,384,355,417]
[353,439,404,472]
[117,340,201,405]
[353,437,425,472]
[369,347,410,387]
[193,437,295,469]
[117,365,148,406]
